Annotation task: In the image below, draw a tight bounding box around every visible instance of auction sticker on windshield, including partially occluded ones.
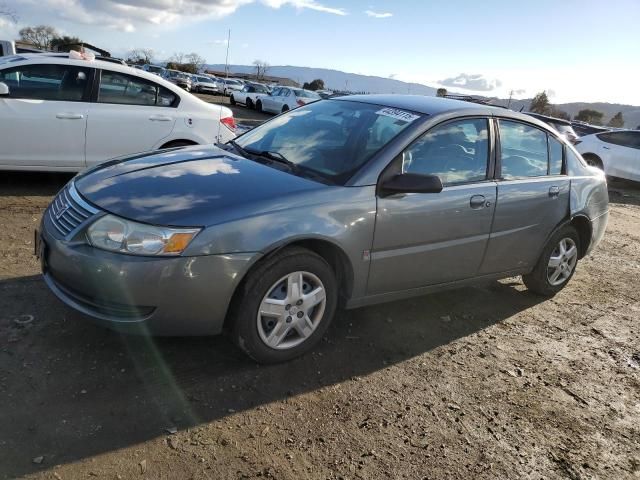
[376,107,420,123]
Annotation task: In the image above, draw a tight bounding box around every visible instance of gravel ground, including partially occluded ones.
[0,168,638,480]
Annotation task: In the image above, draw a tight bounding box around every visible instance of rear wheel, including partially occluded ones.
[230,247,337,363]
[160,140,196,149]
[523,225,580,296]
[583,154,603,170]
[281,105,289,113]
[230,95,236,105]
[256,100,263,113]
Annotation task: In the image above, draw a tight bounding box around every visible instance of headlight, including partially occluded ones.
[87,214,200,256]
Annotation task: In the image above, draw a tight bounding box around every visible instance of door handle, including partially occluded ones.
[149,115,172,121]
[602,146,610,150]
[549,186,560,198]
[470,194,486,209]
[56,113,84,120]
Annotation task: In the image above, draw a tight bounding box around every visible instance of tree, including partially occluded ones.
[607,111,624,128]
[169,52,185,65]
[50,36,83,52]
[126,48,154,65]
[575,109,604,125]
[550,108,570,120]
[302,78,325,91]
[19,25,59,50]
[184,52,206,72]
[529,91,551,115]
[253,60,270,80]
[436,88,447,97]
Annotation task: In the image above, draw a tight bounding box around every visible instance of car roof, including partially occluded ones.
[334,94,542,120]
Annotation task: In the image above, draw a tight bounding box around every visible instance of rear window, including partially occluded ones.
[295,90,321,99]
[499,120,549,178]
[597,131,640,149]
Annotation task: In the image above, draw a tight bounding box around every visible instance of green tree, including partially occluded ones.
[436,88,447,97]
[607,111,624,128]
[575,109,604,125]
[50,36,83,52]
[550,108,570,120]
[302,79,325,91]
[19,25,59,50]
[529,91,551,114]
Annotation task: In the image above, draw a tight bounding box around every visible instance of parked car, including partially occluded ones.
[230,82,271,109]
[571,121,609,137]
[575,130,640,182]
[316,89,334,99]
[142,64,166,77]
[256,86,321,114]
[525,112,579,144]
[0,54,236,171]
[220,78,244,96]
[38,95,608,363]
[163,69,192,91]
[191,75,220,94]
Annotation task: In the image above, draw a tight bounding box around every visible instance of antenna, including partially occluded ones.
[216,28,231,144]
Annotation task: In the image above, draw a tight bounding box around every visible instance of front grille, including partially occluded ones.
[47,182,99,237]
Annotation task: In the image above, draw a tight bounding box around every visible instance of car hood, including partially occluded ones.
[75,146,325,227]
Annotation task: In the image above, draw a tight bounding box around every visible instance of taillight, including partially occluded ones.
[296,99,305,106]
[220,115,236,130]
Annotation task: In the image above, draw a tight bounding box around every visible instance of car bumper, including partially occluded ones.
[40,222,259,336]
[199,87,219,93]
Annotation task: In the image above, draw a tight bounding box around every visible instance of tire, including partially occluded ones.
[281,105,289,113]
[522,225,580,296]
[256,100,263,113]
[246,98,254,109]
[230,95,236,105]
[230,247,338,364]
[583,154,603,170]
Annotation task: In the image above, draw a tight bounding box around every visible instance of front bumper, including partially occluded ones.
[40,218,259,336]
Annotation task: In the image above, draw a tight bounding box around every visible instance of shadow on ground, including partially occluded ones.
[0,273,544,477]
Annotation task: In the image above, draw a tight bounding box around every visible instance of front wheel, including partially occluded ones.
[255,100,263,113]
[246,98,254,109]
[523,225,580,296]
[230,95,236,105]
[230,247,337,363]
[281,105,289,113]
[583,154,603,170]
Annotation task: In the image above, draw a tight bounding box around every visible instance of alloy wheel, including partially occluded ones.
[547,237,578,286]
[256,271,326,350]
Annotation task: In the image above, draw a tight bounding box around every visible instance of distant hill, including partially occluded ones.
[205,64,437,96]
[208,64,640,129]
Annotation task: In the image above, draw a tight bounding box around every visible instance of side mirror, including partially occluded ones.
[0,82,9,96]
[379,173,443,197]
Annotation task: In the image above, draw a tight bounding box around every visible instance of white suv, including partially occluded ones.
[576,130,640,182]
[0,54,236,171]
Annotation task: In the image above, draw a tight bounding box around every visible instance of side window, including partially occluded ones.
[282,89,291,97]
[271,87,281,96]
[597,132,640,149]
[0,63,91,101]
[402,118,489,185]
[98,71,175,107]
[499,120,548,179]
[157,86,177,107]
[548,136,564,175]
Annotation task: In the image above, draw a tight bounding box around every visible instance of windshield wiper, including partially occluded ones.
[228,140,250,158]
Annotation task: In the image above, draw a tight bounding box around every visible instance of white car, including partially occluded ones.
[255,87,321,114]
[220,78,244,96]
[0,54,236,172]
[230,82,271,109]
[576,130,640,182]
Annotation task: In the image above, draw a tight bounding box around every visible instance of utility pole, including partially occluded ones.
[224,29,231,78]
[507,89,514,108]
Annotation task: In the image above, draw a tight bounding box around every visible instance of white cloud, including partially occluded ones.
[365,10,392,18]
[25,0,346,32]
[439,73,502,92]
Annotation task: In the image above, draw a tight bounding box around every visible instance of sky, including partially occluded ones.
[1,0,639,105]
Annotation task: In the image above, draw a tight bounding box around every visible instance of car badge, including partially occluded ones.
[54,202,70,219]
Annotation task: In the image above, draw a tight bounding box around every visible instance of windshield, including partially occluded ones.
[146,65,163,73]
[198,76,214,83]
[234,100,421,184]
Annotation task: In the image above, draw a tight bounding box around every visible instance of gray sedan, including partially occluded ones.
[37,95,609,363]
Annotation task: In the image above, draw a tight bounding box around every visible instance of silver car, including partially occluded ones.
[37,95,609,363]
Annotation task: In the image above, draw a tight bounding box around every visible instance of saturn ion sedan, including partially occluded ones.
[37,95,609,363]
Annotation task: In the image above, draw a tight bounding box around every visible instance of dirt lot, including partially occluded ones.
[0,167,639,479]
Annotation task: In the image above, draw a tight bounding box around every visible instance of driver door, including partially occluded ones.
[368,117,497,294]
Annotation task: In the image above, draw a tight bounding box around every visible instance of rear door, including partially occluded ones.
[596,131,640,181]
[368,117,497,294]
[0,62,92,168]
[480,119,570,274]
[85,69,178,166]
